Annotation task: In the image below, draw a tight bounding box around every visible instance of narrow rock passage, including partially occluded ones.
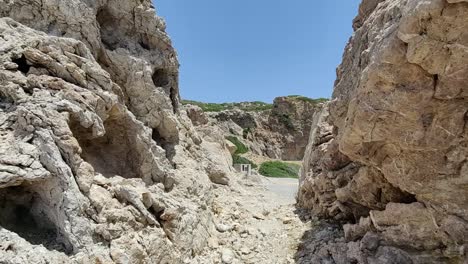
[193,175,310,264]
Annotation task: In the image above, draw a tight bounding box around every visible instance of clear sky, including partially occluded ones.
[155,0,361,103]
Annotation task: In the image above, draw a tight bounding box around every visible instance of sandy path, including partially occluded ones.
[193,175,310,264]
[263,177,299,204]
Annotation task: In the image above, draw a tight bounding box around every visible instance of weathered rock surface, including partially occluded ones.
[298,0,468,263]
[0,1,234,262]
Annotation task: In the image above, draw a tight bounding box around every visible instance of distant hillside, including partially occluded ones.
[181,95,328,112]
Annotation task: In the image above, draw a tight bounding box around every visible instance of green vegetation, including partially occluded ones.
[286,95,328,104]
[225,135,257,169]
[258,161,301,178]
[225,136,248,154]
[182,99,273,112]
[232,154,258,169]
[277,113,294,129]
[242,127,251,139]
[182,96,327,112]
[182,95,329,112]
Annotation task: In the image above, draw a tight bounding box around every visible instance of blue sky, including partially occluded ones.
[155,0,361,103]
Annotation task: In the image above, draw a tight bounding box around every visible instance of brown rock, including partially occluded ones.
[298,0,468,262]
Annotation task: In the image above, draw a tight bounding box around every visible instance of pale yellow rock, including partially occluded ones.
[298,0,468,263]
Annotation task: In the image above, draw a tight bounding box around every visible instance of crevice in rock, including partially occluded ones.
[69,111,143,179]
[152,129,176,161]
[170,87,178,113]
[398,192,417,204]
[139,41,150,50]
[432,74,439,96]
[0,92,15,110]
[97,8,122,51]
[152,68,178,113]
[463,111,468,134]
[22,86,34,96]
[12,55,31,74]
[46,22,65,37]
[0,183,73,254]
[147,205,165,225]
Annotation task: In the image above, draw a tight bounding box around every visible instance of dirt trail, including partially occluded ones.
[193,175,312,264]
[264,177,299,203]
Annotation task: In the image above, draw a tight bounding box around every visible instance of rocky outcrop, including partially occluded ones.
[186,104,209,126]
[0,1,234,263]
[298,0,468,263]
[192,96,325,161]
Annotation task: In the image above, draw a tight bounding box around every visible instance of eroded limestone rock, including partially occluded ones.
[0,1,230,262]
[298,0,468,263]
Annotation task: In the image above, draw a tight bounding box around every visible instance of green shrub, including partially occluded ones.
[286,95,328,104]
[226,136,248,154]
[232,154,258,169]
[242,101,273,111]
[242,127,251,139]
[181,100,225,112]
[277,113,294,129]
[259,161,301,178]
[181,99,272,112]
[182,97,326,112]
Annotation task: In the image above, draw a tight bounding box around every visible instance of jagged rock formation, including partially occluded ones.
[188,96,325,161]
[298,0,468,263]
[0,1,236,263]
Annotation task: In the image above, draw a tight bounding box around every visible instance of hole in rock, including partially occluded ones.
[139,40,150,50]
[421,113,434,129]
[12,55,31,74]
[97,8,122,50]
[0,92,14,110]
[97,6,151,52]
[398,191,417,204]
[152,69,179,113]
[152,69,170,87]
[152,129,176,161]
[0,184,72,254]
[70,111,143,179]
[147,205,165,225]
[23,86,34,96]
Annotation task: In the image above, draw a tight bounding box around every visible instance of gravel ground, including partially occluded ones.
[192,174,310,264]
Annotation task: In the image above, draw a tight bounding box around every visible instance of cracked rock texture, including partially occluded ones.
[298,0,468,263]
[0,1,235,263]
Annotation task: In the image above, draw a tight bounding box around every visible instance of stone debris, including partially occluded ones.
[191,177,308,264]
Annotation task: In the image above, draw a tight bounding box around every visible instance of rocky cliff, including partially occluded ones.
[187,96,326,161]
[298,0,468,263]
[0,1,236,263]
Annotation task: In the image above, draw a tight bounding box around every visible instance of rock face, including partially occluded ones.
[0,1,234,263]
[193,96,325,161]
[298,0,468,263]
